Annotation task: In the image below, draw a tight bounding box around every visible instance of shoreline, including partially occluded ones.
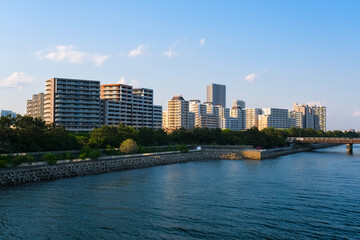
[0,144,340,186]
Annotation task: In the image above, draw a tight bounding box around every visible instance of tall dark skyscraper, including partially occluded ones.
[206,83,226,107]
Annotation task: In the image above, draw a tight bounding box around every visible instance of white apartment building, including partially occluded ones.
[258,108,290,130]
[100,83,162,129]
[293,103,326,131]
[189,100,219,129]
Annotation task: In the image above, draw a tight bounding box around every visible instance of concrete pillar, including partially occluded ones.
[346,143,353,154]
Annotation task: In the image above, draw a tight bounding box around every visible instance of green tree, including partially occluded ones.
[120,139,139,154]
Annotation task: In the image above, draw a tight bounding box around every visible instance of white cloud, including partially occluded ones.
[306,100,326,106]
[117,77,139,87]
[0,72,34,89]
[200,38,206,45]
[128,44,147,57]
[92,54,109,66]
[37,45,109,66]
[163,49,179,58]
[244,73,258,82]
[353,110,360,117]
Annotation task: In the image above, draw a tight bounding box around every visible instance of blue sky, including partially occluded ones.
[1,0,360,130]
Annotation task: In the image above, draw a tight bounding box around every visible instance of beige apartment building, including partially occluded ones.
[163,95,189,131]
[26,93,45,119]
[245,108,262,129]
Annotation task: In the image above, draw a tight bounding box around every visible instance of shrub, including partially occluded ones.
[78,146,101,159]
[42,153,57,165]
[120,139,138,154]
[80,146,92,155]
[13,155,34,166]
[88,150,101,159]
[64,152,74,160]
[177,144,189,153]
[138,145,146,153]
[167,145,176,151]
[0,160,7,168]
[79,153,87,160]
[0,155,11,165]
[105,145,117,156]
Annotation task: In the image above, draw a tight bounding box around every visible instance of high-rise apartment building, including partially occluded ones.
[207,83,226,107]
[313,106,326,131]
[232,99,245,109]
[289,111,303,128]
[44,78,101,132]
[245,108,262,129]
[163,95,189,130]
[258,108,290,130]
[100,83,162,129]
[26,93,45,119]
[293,103,326,131]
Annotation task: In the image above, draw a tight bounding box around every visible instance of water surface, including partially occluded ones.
[1,145,360,239]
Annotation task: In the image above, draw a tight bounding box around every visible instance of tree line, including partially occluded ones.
[1,115,359,154]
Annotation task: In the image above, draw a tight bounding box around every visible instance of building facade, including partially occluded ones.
[26,93,45,119]
[206,83,226,107]
[292,103,326,131]
[163,95,189,130]
[44,78,101,132]
[245,108,262,129]
[100,84,162,129]
[289,111,304,128]
[258,108,290,130]
[313,105,326,131]
[0,110,16,118]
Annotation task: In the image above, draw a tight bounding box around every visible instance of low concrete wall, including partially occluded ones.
[0,152,204,186]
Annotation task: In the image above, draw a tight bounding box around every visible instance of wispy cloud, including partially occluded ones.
[0,72,34,89]
[117,77,139,87]
[163,49,179,58]
[244,73,258,82]
[162,38,184,58]
[353,110,360,117]
[306,100,326,106]
[128,44,148,57]
[200,38,206,45]
[37,45,109,66]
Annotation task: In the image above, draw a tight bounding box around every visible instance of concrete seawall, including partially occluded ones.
[0,152,205,186]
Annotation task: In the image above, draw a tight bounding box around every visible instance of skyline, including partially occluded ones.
[1,1,360,130]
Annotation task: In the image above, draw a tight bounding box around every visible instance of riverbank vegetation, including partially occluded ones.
[1,115,359,156]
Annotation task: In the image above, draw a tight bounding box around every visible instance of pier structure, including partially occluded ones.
[287,137,360,154]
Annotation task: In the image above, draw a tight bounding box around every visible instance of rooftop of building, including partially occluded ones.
[171,95,185,101]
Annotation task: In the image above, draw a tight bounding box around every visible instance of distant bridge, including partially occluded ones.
[286,137,360,154]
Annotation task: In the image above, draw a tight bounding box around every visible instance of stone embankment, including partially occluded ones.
[0,152,204,186]
[0,144,339,186]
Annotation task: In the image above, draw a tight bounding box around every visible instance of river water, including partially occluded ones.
[1,145,360,239]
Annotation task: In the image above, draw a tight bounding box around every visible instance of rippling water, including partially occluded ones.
[1,145,360,239]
